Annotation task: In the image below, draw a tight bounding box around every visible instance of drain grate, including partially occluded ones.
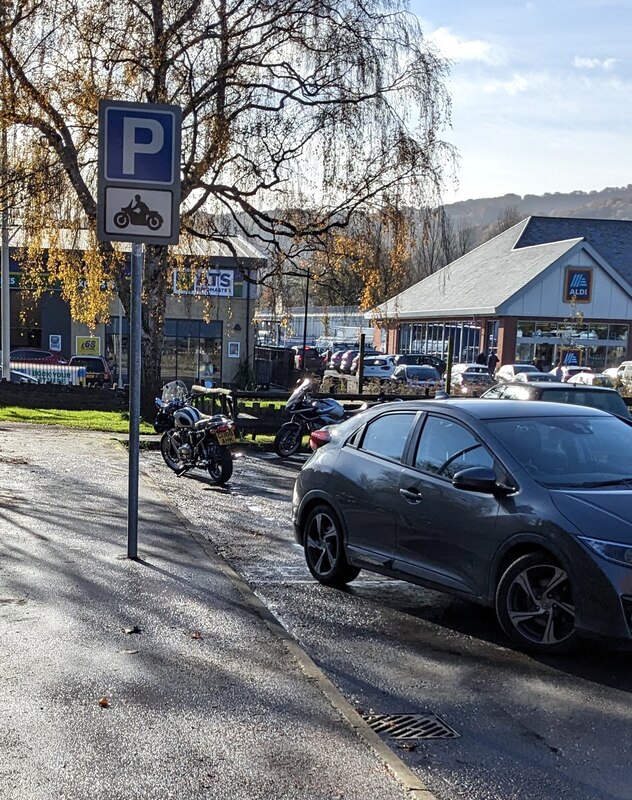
[362,713,459,740]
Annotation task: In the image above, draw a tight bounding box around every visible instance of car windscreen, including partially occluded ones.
[407,366,439,378]
[486,415,632,487]
[70,358,103,369]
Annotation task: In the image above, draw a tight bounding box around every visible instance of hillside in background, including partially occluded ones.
[445,184,632,238]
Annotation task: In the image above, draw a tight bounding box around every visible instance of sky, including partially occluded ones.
[409,0,632,203]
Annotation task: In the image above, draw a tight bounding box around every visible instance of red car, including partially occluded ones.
[10,347,67,364]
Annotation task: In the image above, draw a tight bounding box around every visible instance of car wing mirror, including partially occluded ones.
[452,466,514,495]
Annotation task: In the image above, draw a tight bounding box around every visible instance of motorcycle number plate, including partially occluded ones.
[216,430,236,445]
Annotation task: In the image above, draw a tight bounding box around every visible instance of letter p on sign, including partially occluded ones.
[122,118,164,175]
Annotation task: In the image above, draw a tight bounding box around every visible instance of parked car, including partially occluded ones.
[339,350,360,374]
[615,361,632,384]
[549,365,593,383]
[394,353,446,375]
[449,363,494,395]
[68,355,114,386]
[481,381,629,417]
[0,366,38,384]
[390,364,442,391]
[291,346,324,374]
[349,350,385,375]
[328,350,346,371]
[352,354,397,380]
[494,363,541,382]
[292,398,632,652]
[10,347,67,364]
[514,371,559,383]
[567,372,615,388]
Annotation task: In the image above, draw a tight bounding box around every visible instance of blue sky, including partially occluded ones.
[409,0,631,202]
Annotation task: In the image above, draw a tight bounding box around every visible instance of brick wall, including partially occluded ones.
[0,381,129,412]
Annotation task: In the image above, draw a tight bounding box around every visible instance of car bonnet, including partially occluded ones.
[550,488,632,544]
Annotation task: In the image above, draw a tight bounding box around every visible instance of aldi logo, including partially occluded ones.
[564,267,593,303]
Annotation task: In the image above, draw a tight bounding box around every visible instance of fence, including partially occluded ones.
[11,362,86,386]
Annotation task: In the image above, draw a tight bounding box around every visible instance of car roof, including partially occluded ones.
[361,397,613,421]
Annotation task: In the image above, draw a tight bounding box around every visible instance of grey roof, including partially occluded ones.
[516,216,632,284]
[373,219,584,319]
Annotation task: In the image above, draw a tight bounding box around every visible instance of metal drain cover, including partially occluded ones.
[362,713,459,739]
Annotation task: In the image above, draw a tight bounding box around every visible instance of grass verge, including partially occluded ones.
[0,406,156,434]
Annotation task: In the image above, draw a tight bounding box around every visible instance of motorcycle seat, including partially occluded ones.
[194,413,229,429]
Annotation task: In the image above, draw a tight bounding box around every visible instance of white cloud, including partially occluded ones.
[428,27,505,66]
[573,56,618,70]
[483,71,551,96]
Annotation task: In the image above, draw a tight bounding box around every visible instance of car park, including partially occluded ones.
[353,354,396,380]
[394,353,446,375]
[494,363,541,382]
[481,381,629,417]
[339,350,360,374]
[292,398,632,652]
[390,364,442,391]
[566,372,615,388]
[514,371,559,383]
[68,355,114,386]
[449,363,494,395]
[291,346,324,374]
[549,365,593,382]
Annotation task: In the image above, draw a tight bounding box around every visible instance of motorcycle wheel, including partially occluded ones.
[147,212,163,231]
[160,431,185,472]
[274,423,303,458]
[207,446,233,484]
[113,211,129,229]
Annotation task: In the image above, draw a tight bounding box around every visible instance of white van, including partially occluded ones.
[617,361,632,381]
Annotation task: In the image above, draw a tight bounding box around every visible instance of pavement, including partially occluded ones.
[0,423,428,800]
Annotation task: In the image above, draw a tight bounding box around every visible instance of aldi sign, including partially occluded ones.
[564,267,593,303]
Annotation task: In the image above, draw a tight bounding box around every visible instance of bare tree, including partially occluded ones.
[0,0,454,408]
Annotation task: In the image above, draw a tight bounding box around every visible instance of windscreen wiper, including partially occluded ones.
[576,478,632,488]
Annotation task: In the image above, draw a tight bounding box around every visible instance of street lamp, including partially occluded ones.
[300,268,310,376]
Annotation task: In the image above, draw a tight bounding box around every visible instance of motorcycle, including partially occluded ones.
[273,379,352,458]
[154,380,235,483]
[114,201,164,231]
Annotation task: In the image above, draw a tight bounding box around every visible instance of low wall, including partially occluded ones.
[0,381,129,412]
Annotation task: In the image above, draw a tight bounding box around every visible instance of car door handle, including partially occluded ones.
[399,487,422,503]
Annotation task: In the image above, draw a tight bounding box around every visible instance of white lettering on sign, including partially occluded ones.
[122,118,164,174]
[172,268,235,297]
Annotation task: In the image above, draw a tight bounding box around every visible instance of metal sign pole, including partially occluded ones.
[127,242,143,559]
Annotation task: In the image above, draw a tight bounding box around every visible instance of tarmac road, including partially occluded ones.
[142,447,632,800]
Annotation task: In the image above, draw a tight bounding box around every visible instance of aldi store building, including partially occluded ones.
[376,216,632,372]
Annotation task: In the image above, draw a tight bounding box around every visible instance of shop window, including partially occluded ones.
[608,324,628,343]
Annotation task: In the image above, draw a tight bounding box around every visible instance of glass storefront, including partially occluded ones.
[398,320,483,362]
[105,317,223,386]
[515,320,628,371]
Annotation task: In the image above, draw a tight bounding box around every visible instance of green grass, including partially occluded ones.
[0,406,156,434]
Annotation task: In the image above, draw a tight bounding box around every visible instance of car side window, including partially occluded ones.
[415,416,494,479]
[484,385,505,398]
[502,386,532,400]
[359,412,417,463]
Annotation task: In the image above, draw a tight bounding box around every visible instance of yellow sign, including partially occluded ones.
[75,336,101,356]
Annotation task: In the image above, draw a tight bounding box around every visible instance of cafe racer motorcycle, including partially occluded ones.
[154,380,235,484]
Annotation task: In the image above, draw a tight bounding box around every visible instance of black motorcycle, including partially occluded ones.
[274,379,356,458]
[154,380,235,484]
[114,201,163,231]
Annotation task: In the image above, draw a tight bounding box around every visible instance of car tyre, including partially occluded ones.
[495,552,578,654]
[303,504,360,587]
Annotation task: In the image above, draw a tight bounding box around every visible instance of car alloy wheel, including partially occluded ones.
[303,504,360,588]
[496,553,577,653]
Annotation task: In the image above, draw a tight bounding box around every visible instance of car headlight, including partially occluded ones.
[579,536,632,567]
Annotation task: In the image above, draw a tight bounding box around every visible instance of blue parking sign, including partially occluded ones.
[104,107,176,184]
[97,99,181,244]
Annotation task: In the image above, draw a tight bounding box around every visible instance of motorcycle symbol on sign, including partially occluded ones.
[113,194,164,231]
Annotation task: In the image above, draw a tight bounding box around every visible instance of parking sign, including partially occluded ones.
[97,100,181,244]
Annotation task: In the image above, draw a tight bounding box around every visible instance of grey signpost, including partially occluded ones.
[97,99,181,559]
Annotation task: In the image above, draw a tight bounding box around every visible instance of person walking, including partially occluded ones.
[487,351,499,376]
[475,351,487,365]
